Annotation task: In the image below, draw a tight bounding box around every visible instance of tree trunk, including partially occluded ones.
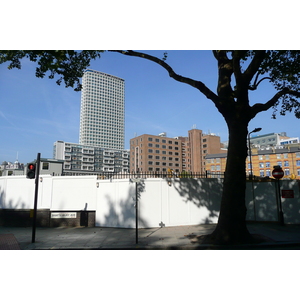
[206,118,254,245]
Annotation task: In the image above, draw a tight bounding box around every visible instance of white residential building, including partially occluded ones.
[53,141,129,175]
[249,132,299,149]
[79,69,125,150]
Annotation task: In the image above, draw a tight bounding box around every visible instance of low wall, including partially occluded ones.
[0,209,95,227]
[1,175,300,227]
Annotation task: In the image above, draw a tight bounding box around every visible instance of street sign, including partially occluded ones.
[130,178,142,183]
[272,166,284,179]
[281,190,294,198]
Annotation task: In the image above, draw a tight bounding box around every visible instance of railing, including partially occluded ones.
[96,171,225,180]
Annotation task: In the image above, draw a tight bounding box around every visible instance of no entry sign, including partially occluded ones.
[272,166,284,179]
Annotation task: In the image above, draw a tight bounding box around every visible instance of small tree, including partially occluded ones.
[1,50,300,244]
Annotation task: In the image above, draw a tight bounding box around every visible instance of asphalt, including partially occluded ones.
[1,222,300,250]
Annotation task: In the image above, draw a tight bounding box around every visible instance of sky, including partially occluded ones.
[1,50,300,164]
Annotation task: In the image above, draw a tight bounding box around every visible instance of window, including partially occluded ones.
[169,146,172,149]
[259,163,264,168]
[259,155,263,160]
[42,162,49,170]
[260,170,264,177]
[162,140,166,143]
[266,170,271,176]
[277,161,282,167]
[148,155,153,159]
[155,144,160,148]
[296,160,300,166]
[148,143,153,147]
[148,149,153,153]
[155,138,160,142]
[277,154,281,159]
[284,169,290,176]
[148,161,153,165]
[168,140,172,144]
[148,137,153,141]
[156,162,160,165]
[155,156,160,159]
[284,161,289,167]
[266,162,270,167]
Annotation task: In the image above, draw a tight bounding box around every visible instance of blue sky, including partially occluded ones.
[1,50,299,164]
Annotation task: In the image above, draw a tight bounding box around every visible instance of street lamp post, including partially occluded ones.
[248,128,262,222]
[247,127,262,180]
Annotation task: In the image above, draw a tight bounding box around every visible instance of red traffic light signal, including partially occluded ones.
[27,163,36,179]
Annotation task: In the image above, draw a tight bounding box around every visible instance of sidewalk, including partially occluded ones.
[1,223,300,250]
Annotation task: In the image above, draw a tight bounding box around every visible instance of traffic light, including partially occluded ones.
[27,163,36,179]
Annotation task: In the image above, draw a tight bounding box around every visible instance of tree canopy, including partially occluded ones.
[0,50,103,91]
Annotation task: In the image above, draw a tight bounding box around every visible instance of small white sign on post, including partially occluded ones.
[51,212,77,219]
[130,178,142,183]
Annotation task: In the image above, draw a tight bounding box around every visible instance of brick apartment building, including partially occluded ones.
[129,129,226,173]
[206,145,300,179]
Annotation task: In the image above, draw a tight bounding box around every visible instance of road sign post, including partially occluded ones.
[272,165,284,226]
[131,178,142,244]
[32,153,41,243]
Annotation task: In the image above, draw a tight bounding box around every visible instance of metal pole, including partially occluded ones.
[248,133,253,180]
[277,179,284,226]
[248,133,256,220]
[135,181,138,244]
[32,153,41,243]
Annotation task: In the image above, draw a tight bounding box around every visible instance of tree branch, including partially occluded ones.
[109,50,220,104]
[232,51,243,83]
[243,51,266,84]
[248,76,272,90]
[250,88,300,117]
[211,51,234,98]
